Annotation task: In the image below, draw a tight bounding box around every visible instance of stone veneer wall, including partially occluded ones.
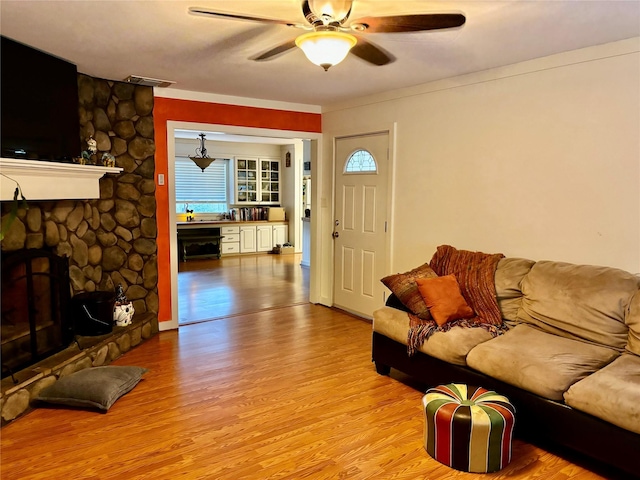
[1,74,159,312]
[0,74,160,424]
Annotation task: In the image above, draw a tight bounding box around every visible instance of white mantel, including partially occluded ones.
[0,158,122,201]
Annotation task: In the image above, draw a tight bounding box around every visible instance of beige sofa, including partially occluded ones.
[373,256,640,477]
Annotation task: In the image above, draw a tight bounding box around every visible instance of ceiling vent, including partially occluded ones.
[123,75,175,88]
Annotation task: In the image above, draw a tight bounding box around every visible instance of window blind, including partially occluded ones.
[175,157,228,203]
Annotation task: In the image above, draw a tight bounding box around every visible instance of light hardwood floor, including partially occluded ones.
[0,255,621,479]
[178,253,310,324]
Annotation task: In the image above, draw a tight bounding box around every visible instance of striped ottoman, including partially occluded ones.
[422,384,516,473]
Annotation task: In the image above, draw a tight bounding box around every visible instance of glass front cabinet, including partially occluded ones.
[235,157,280,204]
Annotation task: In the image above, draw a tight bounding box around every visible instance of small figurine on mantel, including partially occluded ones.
[75,150,90,165]
[87,136,97,155]
[76,136,98,165]
[113,283,135,327]
[101,152,116,167]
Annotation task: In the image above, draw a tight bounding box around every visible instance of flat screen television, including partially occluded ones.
[1,36,81,162]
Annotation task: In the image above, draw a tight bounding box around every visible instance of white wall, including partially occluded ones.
[280,141,304,251]
[321,38,640,285]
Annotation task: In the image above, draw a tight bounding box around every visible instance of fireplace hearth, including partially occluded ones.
[1,249,73,379]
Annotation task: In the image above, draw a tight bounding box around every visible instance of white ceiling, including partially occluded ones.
[1,1,639,107]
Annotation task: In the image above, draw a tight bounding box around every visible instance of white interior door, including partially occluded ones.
[333,132,389,317]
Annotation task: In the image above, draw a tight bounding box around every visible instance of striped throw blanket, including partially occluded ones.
[408,245,505,355]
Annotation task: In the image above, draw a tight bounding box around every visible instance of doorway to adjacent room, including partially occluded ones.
[168,127,318,327]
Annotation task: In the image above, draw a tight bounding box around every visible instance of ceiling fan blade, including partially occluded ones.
[352,13,465,33]
[253,40,298,61]
[189,6,298,27]
[350,38,394,66]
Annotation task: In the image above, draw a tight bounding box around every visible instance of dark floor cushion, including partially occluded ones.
[35,365,148,411]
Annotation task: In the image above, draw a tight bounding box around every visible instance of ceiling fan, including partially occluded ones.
[189,0,465,71]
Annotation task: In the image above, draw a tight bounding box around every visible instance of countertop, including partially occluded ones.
[177,220,286,228]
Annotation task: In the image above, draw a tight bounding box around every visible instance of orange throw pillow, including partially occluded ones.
[416,274,474,327]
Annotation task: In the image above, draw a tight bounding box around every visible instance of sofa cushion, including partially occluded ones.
[494,257,535,322]
[373,306,493,366]
[416,275,474,326]
[516,261,638,350]
[466,324,619,401]
[381,263,438,319]
[626,290,640,356]
[564,353,640,435]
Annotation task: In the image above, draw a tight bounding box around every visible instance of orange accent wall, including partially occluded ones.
[153,97,322,324]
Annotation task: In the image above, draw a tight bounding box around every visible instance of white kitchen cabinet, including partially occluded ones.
[235,157,280,205]
[256,225,273,252]
[259,159,280,203]
[217,223,288,256]
[240,225,257,253]
[272,224,288,247]
[221,242,240,255]
[220,225,240,255]
[235,158,258,203]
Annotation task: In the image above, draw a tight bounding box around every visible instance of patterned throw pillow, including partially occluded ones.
[381,263,438,319]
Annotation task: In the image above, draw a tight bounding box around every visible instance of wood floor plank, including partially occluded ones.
[0,255,622,479]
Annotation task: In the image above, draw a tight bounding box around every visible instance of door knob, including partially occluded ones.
[332,231,339,239]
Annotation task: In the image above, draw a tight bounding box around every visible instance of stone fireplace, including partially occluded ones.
[0,74,160,425]
[1,249,73,378]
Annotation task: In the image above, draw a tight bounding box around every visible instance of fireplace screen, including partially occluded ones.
[1,249,72,378]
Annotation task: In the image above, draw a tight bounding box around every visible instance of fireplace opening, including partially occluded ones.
[1,249,73,379]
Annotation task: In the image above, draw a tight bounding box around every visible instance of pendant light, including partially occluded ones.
[189,133,215,172]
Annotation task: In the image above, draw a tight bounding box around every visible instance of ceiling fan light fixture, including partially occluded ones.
[308,0,353,22]
[295,31,357,71]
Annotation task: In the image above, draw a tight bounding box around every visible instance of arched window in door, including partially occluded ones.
[344,149,377,173]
